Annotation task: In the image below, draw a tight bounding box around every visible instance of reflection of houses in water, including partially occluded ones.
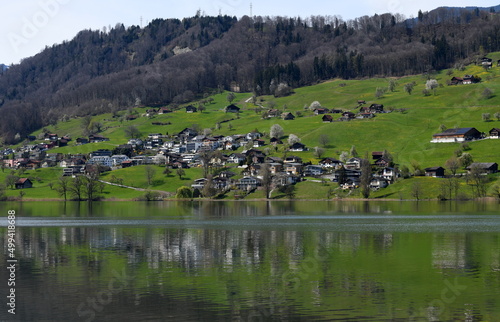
[335,233,361,254]
[432,234,467,269]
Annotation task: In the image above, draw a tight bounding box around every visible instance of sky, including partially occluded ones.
[1,0,499,65]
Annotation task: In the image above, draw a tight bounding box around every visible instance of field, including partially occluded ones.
[3,57,500,200]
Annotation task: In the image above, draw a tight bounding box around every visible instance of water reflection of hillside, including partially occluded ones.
[4,226,497,276]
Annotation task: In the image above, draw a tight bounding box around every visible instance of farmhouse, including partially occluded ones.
[322,115,334,123]
[319,157,343,168]
[431,127,482,143]
[225,104,240,113]
[489,128,500,139]
[281,112,295,120]
[185,105,197,113]
[340,112,356,121]
[424,167,445,177]
[466,162,498,174]
[289,142,307,152]
[370,178,389,190]
[15,178,33,189]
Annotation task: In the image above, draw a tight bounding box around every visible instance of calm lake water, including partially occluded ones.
[1,200,500,321]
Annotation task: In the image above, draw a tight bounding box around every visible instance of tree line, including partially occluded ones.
[1,7,500,142]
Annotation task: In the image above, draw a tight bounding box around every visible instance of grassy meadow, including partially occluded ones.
[4,57,500,200]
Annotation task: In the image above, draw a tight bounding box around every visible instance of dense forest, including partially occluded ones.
[1,6,500,143]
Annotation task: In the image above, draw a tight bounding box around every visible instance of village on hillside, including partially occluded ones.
[1,93,499,200]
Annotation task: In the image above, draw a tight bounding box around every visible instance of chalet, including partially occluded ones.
[225,104,240,113]
[281,112,295,120]
[158,107,172,114]
[284,156,302,164]
[372,152,383,161]
[481,57,492,68]
[375,157,392,168]
[253,139,266,147]
[213,177,230,190]
[381,167,398,182]
[466,162,498,174]
[489,128,500,139]
[369,104,384,113]
[357,100,366,105]
[248,164,261,176]
[345,157,362,170]
[250,153,266,164]
[322,115,334,123]
[236,176,261,190]
[90,149,112,158]
[59,158,86,168]
[185,105,197,113]
[273,173,301,186]
[76,137,89,145]
[178,128,198,141]
[331,109,343,113]
[289,142,307,152]
[463,75,480,84]
[270,137,283,145]
[463,75,473,84]
[358,112,375,119]
[191,178,208,190]
[41,160,57,168]
[340,112,356,121]
[424,167,445,178]
[268,163,283,174]
[304,165,324,176]
[431,127,482,143]
[44,133,58,141]
[210,154,227,167]
[89,134,110,143]
[227,153,246,164]
[246,132,262,140]
[266,156,283,163]
[219,171,236,178]
[127,138,143,147]
[224,140,240,150]
[319,157,343,168]
[120,160,133,168]
[146,108,158,115]
[370,178,389,190]
[314,108,328,115]
[15,178,33,189]
[450,76,464,85]
[284,163,303,176]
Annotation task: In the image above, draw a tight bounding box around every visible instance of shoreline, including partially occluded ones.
[3,197,498,202]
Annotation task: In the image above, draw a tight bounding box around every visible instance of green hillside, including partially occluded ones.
[3,57,500,201]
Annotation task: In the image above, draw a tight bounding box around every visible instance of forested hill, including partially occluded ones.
[1,6,500,143]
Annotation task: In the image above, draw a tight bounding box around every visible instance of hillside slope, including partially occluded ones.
[2,58,498,201]
[2,6,500,142]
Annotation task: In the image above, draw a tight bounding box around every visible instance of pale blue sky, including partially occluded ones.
[1,0,499,64]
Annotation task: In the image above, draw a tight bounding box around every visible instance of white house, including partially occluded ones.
[111,155,130,166]
[87,156,113,167]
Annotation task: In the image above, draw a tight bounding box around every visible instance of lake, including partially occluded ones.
[1,200,500,321]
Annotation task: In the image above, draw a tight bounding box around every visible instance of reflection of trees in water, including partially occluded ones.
[9,226,401,272]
